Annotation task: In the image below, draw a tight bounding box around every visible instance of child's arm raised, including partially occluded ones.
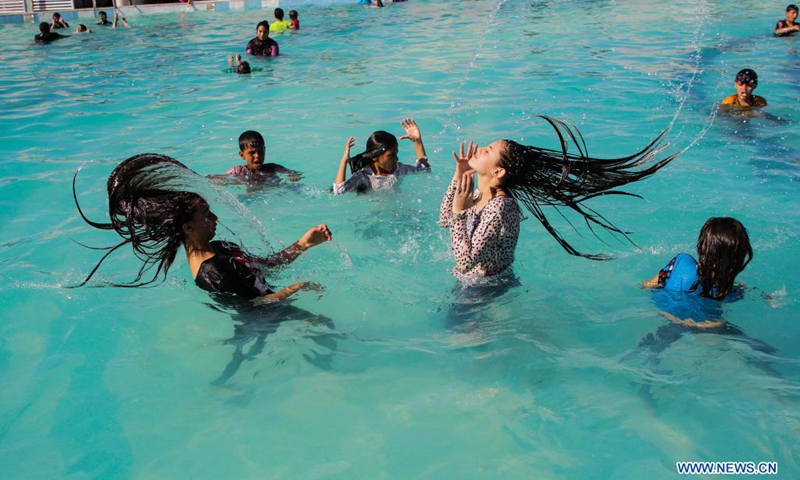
[400,118,429,168]
[333,137,355,191]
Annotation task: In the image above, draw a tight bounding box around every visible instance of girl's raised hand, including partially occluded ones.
[452,141,477,177]
[399,118,422,143]
[341,137,356,163]
[453,170,475,214]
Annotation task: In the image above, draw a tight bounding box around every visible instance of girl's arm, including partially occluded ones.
[439,142,476,227]
[334,137,355,187]
[659,311,725,330]
[254,281,321,304]
[257,224,332,268]
[641,274,660,288]
[399,118,429,168]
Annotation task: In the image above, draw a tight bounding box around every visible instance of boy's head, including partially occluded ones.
[289,10,298,20]
[52,12,61,21]
[787,4,799,21]
[237,61,252,74]
[39,22,50,34]
[274,8,285,21]
[238,131,266,170]
[734,68,758,102]
[77,24,89,32]
[98,11,107,20]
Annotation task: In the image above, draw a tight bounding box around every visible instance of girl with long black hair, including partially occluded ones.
[73,153,331,303]
[439,116,680,278]
[333,118,430,194]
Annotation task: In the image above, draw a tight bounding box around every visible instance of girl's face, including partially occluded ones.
[184,200,217,243]
[468,140,506,176]
[257,25,268,40]
[374,147,399,173]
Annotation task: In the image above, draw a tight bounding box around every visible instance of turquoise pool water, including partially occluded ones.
[1,1,799,478]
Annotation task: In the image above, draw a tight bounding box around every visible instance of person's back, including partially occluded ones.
[270,8,292,34]
[35,22,67,44]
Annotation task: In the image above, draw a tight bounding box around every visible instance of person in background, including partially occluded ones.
[51,12,69,29]
[270,8,292,34]
[35,22,68,44]
[246,21,279,57]
[113,11,131,29]
[289,10,300,30]
[97,11,112,26]
[775,4,800,36]
[76,24,92,34]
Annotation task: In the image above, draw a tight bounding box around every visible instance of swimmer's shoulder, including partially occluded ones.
[720,94,737,106]
[753,96,767,107]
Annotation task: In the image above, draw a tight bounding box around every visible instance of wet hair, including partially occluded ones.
[257,20,270,32]
[77,24,88,32]
[98,11,107,17]
[39,22,50,33]
[695,217,752,299]
[274,8,285,20]
[52,12,61,19]
[238,130,265,151]
[788,4,798,13]
[289,10,298,20]
[735,68,758,87]
[237,61,251,74]
[347,131,398,175]
[497,115,679,259]
[73,154,204,287]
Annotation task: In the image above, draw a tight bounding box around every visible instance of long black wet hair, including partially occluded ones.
[73,154,204,287]
[497,116,680,259]
[695,217,752,299]
[346,130,397,175]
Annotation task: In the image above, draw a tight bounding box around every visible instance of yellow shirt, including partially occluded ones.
[720,94,767,107]
[270,20,292,34]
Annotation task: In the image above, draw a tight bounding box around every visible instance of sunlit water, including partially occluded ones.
[1,1,799,478]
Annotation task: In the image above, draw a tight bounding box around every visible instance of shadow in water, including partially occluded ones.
[204,297,344,387]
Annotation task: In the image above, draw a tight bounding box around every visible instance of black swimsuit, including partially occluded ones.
[195,241,273,299]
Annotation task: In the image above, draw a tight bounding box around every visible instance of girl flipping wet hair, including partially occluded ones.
[438,115,680,278]
[73,154,331,303]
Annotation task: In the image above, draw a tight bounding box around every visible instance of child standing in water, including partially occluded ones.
[333,118,430,194]
[224,130,301,181]
[642,217,753,328]
[270,8,292,34]
[720,69,767,108]
[246,21,279,57]
[289,10,300,30]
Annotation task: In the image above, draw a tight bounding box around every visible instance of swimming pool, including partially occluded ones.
[1,0,799,478]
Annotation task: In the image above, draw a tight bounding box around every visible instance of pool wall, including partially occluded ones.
[0,0,356,24]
